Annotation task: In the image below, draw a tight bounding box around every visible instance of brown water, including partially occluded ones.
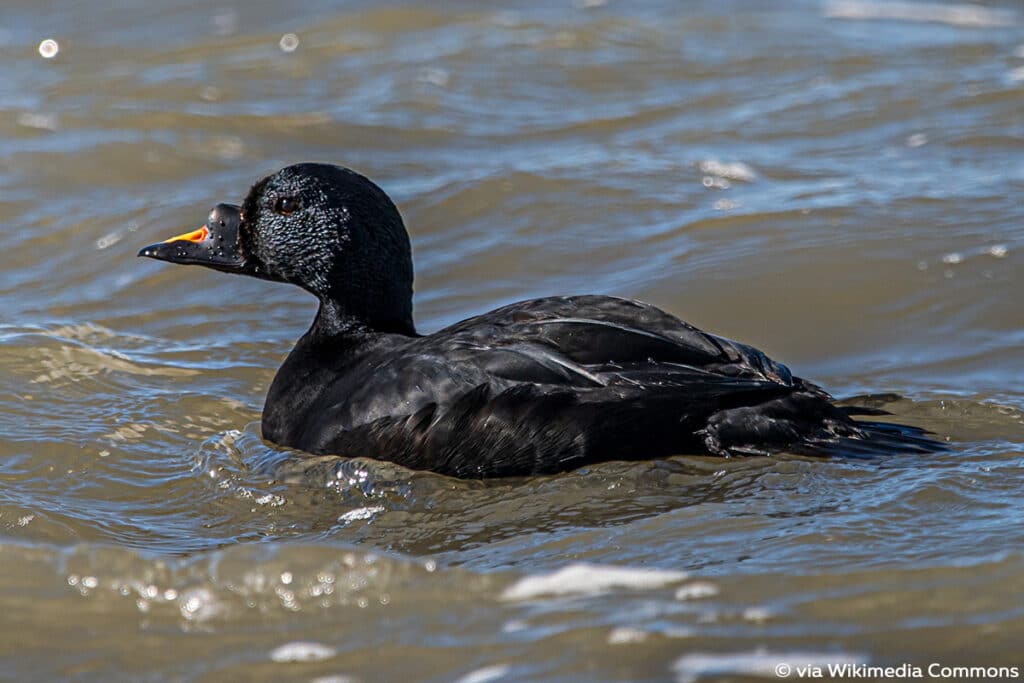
[2,0,1023,680]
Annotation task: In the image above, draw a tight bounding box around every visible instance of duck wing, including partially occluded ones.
[438,294,798,390]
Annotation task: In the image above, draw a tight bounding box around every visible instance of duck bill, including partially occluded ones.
[137,203,250,274]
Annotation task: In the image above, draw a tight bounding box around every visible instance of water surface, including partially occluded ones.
[2,0,1023,680]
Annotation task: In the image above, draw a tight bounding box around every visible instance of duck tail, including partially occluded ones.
[792,416,948,460]
[701,392,948,460]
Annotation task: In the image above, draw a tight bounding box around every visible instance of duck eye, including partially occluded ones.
[274,196,300,216]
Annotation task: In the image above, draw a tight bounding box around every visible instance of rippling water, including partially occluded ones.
[2,0,1023,680]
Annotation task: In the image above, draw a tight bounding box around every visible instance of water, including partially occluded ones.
[2,0,1023,680]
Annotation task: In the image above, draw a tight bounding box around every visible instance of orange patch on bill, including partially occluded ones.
[163,225,210,244]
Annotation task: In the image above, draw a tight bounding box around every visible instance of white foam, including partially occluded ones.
[418,67,450,88]
[269,641,337,663]
[338,506,385,523]
[673,650,868,683]
[674,581,719,600]
[453,664,511,683]
[607,627,648,645]
[699,159,758,182]
[16,112,59,131]
[824,1,1016,28]
[500,563,687,601]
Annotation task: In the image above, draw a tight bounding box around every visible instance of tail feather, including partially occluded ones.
[702,388,947,459]
[792,419,947,459]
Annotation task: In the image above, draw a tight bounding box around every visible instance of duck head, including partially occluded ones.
[139,163,415,334]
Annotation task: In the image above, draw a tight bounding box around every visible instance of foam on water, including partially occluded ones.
[824,0,1016,27]
[501,563,688,601]
[673,651,869,683]
[270,641,337,663]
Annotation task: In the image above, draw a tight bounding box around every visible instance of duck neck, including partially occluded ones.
[311,298,417,340]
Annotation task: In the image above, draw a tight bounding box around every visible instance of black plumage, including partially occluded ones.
[139,163,941,478]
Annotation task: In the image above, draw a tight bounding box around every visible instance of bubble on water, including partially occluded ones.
[279,33,300,53]
[906,132,928,147]
[275,585,299,610]
[675,581,719,600]
[270,641,337,663]
[17,514,34,527]
[67,575,79,587]
[38,39,59,59]
[163,589,178,601]
[988,244,1008,258]
[17,112,59,131]
[607,627,647,644]
[424,559,437,573]
[702,176,730,190]
[418,67,450,87]
[280,571,293,585]
[179,587,220,622]
[454,664,510,683]
[942,252,963,265]
[82,576,99,589]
